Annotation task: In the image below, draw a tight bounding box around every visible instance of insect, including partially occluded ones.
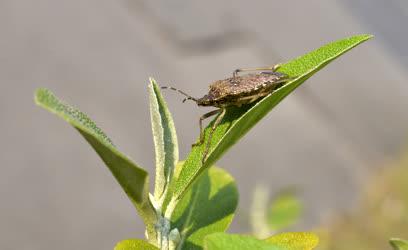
[161,64,291,163]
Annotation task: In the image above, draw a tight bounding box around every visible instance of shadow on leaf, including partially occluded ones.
[171,167,238,250]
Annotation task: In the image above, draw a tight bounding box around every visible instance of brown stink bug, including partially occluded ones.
[161,64,291,163]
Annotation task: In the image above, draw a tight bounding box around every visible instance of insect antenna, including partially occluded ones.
[161,86,198,103]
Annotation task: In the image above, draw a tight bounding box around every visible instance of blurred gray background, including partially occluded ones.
[1,0,408,249]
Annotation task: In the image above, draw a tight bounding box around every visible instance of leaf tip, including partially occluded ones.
[149,77,163,97]
[34,88,58,111]
[34,87,49,104]
[149,77,157,85]
[149,77,160,92]
[348,34,374,45]
[360,33,374,41]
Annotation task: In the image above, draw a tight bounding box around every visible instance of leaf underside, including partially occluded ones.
[149,78,179,201]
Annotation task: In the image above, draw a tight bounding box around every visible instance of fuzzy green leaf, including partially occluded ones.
[204,233,284,250]
[169,34,373,206]
[390,238,408,250]
[114,239,159,250]
[171,166,238,250]
[267,191,302,231]
[34,88,157,242]
[265,232,319,250]
[148,78,179,203]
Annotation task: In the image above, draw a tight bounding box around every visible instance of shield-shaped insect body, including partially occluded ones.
[162,64,290,163]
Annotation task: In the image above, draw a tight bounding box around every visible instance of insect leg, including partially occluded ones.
[233,64,282,78]
[202,108,226,164]
[192,109,221,147]
[160,86,197,103]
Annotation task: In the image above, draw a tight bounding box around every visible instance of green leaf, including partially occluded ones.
[148,78,179,204]
[390,238,408,250]
[171,166,238,250]
[204,233,284,250]
[265,232,319,250]
[267,191,302,231]
[34,88,157,242]
[114,239,159,250]
[168,34,373,208]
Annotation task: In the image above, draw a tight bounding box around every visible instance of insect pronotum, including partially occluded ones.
[161,64,291,164]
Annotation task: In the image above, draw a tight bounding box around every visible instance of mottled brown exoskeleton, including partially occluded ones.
[162,64,290,163]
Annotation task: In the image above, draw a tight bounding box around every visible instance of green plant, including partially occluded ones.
[390,238,408,250]
[34,34,372,250]
[251,186,302,238]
